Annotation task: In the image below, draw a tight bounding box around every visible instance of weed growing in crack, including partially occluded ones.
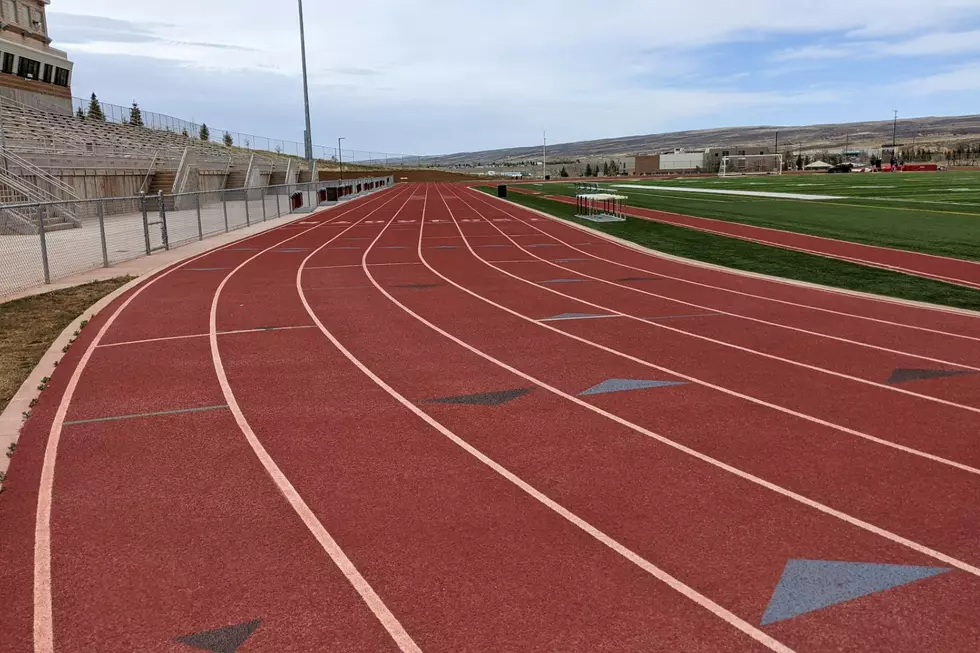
[6,442,16,458]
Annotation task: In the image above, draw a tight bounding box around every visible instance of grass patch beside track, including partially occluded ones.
[477,188,980,312]
[535,171,980,261]
[0,278,132,413]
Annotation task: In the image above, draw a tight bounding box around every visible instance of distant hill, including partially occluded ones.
[415,114,980,165]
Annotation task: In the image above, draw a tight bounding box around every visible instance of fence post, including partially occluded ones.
[97,199,109,267]
[140,192,151,255]
[158,190,169,250]
[244,189,251,226]
[275,186,281,218]
[195,192,203,240]
[37,204,51,284]
[261,188,267,221]
[222,190,229,232]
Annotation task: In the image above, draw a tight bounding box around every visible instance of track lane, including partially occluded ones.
[446,187,980,466]
[404,185,980,567]
[542,193,980,289]
[1,186,412,653]
[204,186,787,652]
[462,188,980,343]
[293,183,980,652]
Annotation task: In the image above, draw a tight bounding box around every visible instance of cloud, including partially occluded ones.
[46,1,980,155]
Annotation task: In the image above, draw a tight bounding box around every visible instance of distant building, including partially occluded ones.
[0,0,73,113]
[704,146,772,173]
[633,149,706,175]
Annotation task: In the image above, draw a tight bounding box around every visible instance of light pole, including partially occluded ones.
[297,0,316,180]
[891,109,898,165]
[543,130,547,180]
[338,137,345,182]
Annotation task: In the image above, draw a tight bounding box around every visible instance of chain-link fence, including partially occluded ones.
[0,175,393,298]
[71,96,423,167]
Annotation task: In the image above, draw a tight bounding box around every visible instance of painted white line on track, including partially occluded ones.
[208,185,422,653]
[32,185,401,653]
[449,187,980,475]
[409,185,980,577]
[297,184,796,653]
[453,191,980,409]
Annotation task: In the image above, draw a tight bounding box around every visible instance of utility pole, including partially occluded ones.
[297,0,316,179]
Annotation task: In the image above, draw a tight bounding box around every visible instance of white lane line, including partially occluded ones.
[421,185,980,576]
[469,190,980,341]
[31,186,401,653]
[447,188,980,476]
[306,262,424,270]
[296,184,795,653]
[449,191,980,413]
[613,184,845,201]
[97,325,318,349]
[208,187,422,653]
[466,189,980,344]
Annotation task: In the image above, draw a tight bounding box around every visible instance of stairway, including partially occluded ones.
[225,169,247,189]
[296,170,313,184]
[269,171,287,186]
[144,170,177,212]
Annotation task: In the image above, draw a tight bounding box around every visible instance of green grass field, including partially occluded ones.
[478,188,980,312]
[522,171,980,261]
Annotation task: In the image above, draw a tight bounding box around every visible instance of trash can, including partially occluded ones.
[545,175,551,181]
[290,192,303,210]
[498,184,507,198]
[318,189,327,203]
[326,187,339,202]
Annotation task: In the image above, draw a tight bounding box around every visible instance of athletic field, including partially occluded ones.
[534,171,980,260]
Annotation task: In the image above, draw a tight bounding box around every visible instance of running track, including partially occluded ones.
[533,191,980,289]
[2,182,980,652]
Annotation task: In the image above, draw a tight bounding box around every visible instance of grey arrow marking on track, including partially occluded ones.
[580,379,687,396]
[426,388,532,406]
[761,560,950,625]
[540,278,584,284]
[431,245,460,250]
[886,368,976,385]
[176,619,261,653]
[540,313,614,322]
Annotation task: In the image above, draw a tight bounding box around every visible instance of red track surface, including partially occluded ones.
[2,183,980,652]
[540,193,980,289]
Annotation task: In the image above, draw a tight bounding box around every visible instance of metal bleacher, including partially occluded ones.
[0,95,289,183]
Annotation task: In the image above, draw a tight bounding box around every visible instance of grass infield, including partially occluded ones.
[526,171,980,261]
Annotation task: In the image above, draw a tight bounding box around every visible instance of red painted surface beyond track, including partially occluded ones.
[2,183,980,652]
[538,193,980,289]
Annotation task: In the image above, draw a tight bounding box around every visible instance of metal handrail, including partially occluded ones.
[139,149,161,194]
[0,148,80,200]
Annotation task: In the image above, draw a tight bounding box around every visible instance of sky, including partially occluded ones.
[48,0,980,157]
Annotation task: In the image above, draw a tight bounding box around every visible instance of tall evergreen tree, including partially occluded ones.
[199,123,210,141]
[87,93,105,121]
[223,132,234,147]
[129,101,144,127]
[584,163,592,177]
[602,161,610,176]
[75,106,85,119]
[559,166,569,178]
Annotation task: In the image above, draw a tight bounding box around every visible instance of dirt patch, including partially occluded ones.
[0,278,132,413]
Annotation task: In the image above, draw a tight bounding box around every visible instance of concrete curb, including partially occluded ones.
[477,190,980,319]
[0,195,363,484]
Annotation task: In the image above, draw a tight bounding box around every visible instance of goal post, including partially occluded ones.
[719,154,783,177]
